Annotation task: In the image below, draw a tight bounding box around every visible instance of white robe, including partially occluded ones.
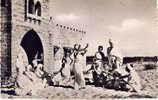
[129,70,142,92]
[15,58,35,95]
[73,54,85,90]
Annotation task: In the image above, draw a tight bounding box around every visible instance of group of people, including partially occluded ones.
[53,43,88,90]
[14,39,142,96]
[15,52,49,96]
[94,39,123,72]
[15,43,89,96]
[90,39,142,93]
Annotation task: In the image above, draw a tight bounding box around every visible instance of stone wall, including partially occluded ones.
[52,24,86,71]
[11,0,54,75]
[0,0,12,78]
[53,24,86,47]
[1,0,86,79]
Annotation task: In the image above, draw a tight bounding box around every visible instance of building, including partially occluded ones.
[0,0,86,81]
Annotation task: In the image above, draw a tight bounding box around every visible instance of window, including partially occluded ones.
[28,0,34,14]
[1,0,6,7]
[35,2,41,16]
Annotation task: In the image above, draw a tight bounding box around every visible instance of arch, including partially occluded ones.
[20,29,44,64]
[28,0,34,14]
[35,1,41,16]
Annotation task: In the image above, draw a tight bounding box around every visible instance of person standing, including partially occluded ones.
[107,39,123,71]
[72,44,88,90]
[60,49,72,85]
[53,47,64,85]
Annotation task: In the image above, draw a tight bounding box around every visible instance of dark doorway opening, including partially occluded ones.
[20,29,44,64]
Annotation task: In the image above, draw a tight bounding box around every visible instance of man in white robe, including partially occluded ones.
[107,39,123,71]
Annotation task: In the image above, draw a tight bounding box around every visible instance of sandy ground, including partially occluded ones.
[1,85,155,99]
[1,64,158,99]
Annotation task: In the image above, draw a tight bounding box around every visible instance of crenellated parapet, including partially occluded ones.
[55,24,86,34]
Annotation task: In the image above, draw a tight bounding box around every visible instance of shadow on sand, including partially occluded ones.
[1,89,16,96]
[53,85,74,89]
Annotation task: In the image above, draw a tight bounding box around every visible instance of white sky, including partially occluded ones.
[50,0,158,57]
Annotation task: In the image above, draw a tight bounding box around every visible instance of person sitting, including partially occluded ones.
[51,50,72,86]
[92,63,103,87]
[33,61,53,88]
[15,55,34,96]
[35,64,44,78]
[94,46,105,69]
[125,64,142,93]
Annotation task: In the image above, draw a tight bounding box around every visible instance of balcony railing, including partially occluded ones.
[25,13,41,25]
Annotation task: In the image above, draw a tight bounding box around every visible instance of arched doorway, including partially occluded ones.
[20,29,44,64]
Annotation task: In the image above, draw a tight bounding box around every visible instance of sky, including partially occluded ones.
[50,0,158,57]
